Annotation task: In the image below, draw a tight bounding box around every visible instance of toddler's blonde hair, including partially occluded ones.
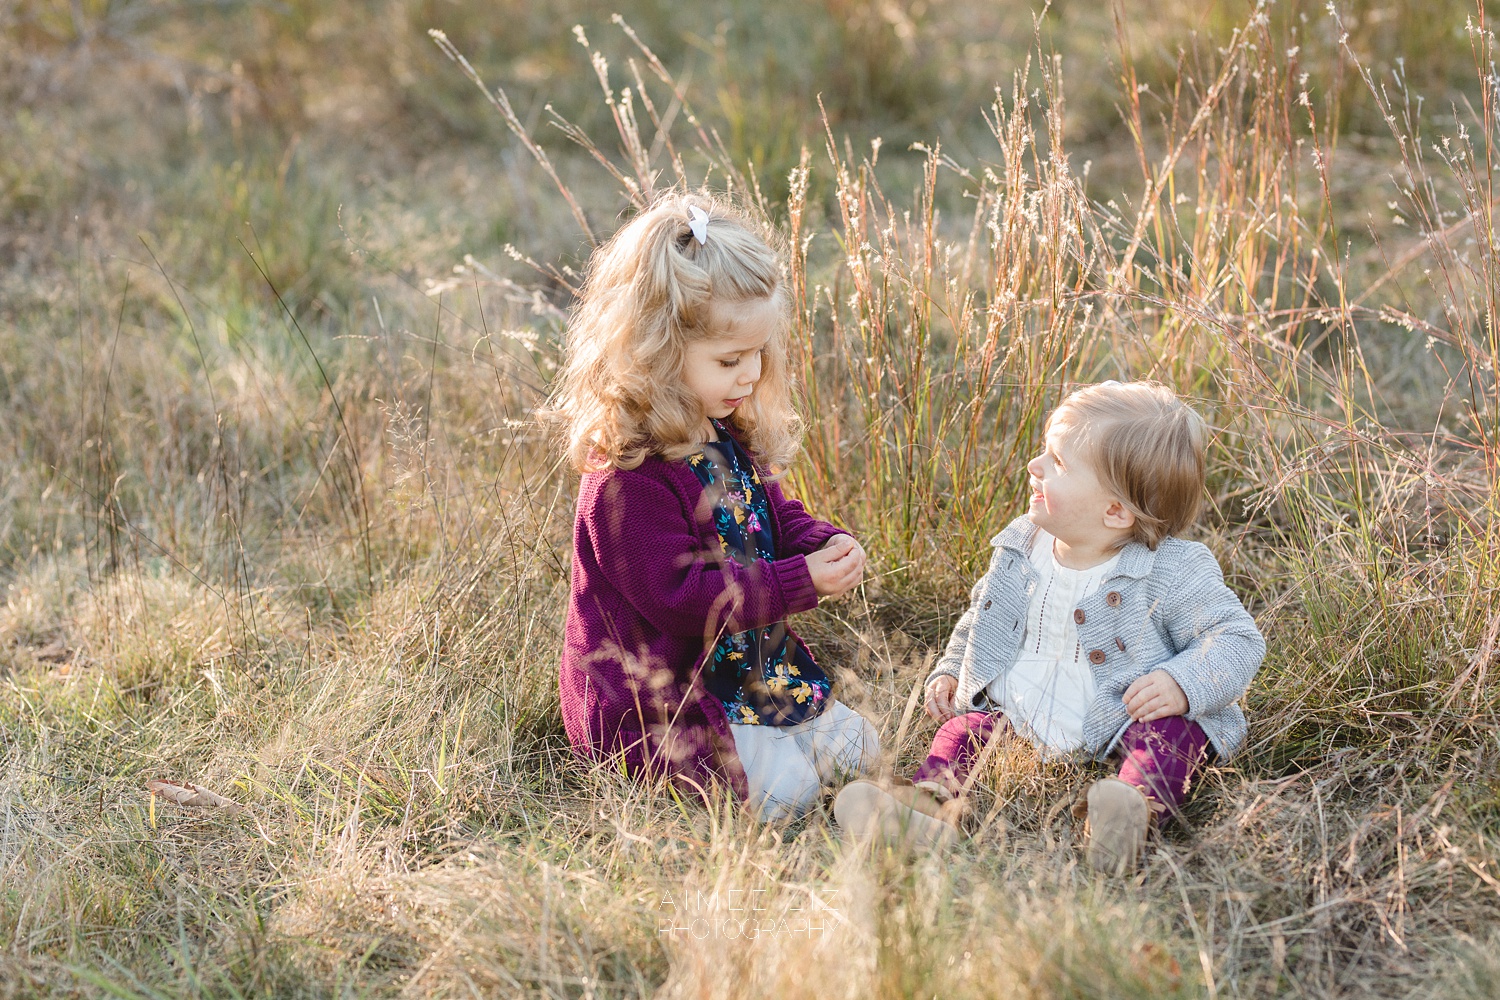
[550,192,800,473]
[1050,380,1206,549]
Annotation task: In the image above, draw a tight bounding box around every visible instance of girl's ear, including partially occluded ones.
[1102,500,1136,530]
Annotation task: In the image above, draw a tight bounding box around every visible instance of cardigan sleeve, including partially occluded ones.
[926,607,974,693]
[581,469,821,639]
[763,476,850,556]
[927,568,988,687]
[1152,542,1266,719]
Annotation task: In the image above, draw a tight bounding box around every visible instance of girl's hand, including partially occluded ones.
[824,533,867,580]
[1122,669,1189,723]
[807,534,865,599]
[925,675,958,722]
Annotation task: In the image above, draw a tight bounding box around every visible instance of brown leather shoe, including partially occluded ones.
[834,780,962,851]
[1084,778,1151,875]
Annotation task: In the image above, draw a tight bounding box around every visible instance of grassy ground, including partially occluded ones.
[4,0,1500,996]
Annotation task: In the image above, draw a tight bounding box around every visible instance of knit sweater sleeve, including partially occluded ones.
[928,574,983,686]
[581,469,821,638]
[1153,542,1266,719]
[764,476,849,556]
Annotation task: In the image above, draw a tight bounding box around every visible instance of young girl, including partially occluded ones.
[835,381,1265,872]
[554,193,879,822]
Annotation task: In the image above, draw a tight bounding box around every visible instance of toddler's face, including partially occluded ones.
[681,294,778,438]
[1025,417,1126,548]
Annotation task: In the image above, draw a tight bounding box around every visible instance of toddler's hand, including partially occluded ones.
[1122,669,1189,723]
[807,534,864,599]
[925,675,958,722]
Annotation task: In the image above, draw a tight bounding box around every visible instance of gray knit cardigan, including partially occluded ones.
[926,516,1265,761]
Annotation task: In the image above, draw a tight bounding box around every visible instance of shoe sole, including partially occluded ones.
[1085,779,1149,875]
[834,780,958,851]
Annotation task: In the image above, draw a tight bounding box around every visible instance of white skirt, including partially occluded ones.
[730,700,879,822]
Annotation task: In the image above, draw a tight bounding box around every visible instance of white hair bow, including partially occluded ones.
[687,205,710,246]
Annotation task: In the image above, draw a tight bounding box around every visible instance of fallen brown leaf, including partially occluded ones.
[146,779,244,814]
[35,639,71,664]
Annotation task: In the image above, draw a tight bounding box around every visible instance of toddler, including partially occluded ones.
[554,193,879,822]
[835,381,1264,871]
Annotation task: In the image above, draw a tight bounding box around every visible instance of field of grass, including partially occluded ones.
[4,0,1500,995]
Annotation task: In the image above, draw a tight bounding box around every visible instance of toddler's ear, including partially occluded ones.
[1102,500,1136,530]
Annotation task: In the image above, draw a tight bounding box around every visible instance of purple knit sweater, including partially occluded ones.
[559,448,847,800]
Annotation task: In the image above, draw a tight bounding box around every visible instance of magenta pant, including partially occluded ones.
[912,712,1209,818]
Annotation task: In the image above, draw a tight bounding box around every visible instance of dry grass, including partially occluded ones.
[4,0,1500,996]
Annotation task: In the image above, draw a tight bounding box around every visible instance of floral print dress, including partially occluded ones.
[687,421,832,727]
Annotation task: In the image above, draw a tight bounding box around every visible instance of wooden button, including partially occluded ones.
[1115,637,1126,651]
[1088,649,1106,665]
[1073,609,1086,625]
[1106,591,1122,607]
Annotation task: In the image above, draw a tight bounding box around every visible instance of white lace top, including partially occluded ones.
[985,529,1120,752]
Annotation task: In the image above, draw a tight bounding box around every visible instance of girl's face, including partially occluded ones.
[681,294,779,439]
[1025,417,1131,550]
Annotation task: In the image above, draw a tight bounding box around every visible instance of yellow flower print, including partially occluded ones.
[766,676,789,693]
[739,705,760,724]
[788,664,801,677]
[727,649,744,661]
[792,683,813,704]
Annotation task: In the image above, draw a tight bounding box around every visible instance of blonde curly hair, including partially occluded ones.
[1050,380,1207,550]
[550,192,801,473]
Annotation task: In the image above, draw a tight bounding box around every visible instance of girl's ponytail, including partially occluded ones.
[635,207,713,338]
